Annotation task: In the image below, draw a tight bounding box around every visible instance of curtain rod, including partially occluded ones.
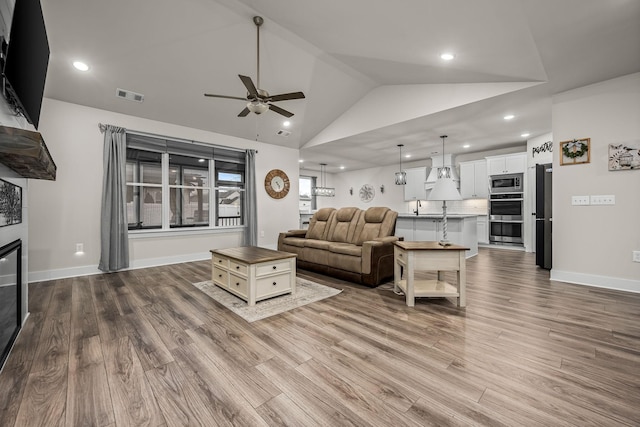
[97,122,252,154]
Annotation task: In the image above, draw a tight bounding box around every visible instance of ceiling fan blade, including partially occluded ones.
[268,91,305,102]
[238,107,251,117]
[204,93,246,101]
[238,75,259,98]
[268,104,294,118]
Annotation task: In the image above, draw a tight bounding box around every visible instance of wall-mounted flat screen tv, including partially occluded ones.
[2,0,49,129]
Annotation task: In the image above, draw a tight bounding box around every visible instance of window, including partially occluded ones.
[126,149,162,229]
[125,133,245,231]
[169,154,210,228]
[299,175,316,212]
[215,162,244,227]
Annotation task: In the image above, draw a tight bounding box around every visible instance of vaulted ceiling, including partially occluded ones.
[41,0,640,171]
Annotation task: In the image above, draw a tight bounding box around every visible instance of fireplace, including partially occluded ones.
[0,239,21,370]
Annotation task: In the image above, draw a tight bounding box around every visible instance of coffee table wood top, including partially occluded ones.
[394,241,469,251]
[210,246,296,264]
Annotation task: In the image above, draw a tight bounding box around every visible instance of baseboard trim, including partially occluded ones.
[550,269,640,294]
[28,252,210,283]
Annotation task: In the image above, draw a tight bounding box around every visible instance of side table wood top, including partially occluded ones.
[394,241,469,251]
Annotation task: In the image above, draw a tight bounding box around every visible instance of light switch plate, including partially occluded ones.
[591,195,615,205]
[571,195,590,206]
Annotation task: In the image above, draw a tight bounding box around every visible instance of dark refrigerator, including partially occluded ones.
[535,163,552,269]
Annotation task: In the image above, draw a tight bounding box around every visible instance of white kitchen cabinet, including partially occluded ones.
[487,153,526,175]
[395,217,415,240]
[477,215,488,244]
[403,167,427,201]
[460,160,488,199]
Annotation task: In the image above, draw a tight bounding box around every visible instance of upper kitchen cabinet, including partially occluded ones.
[403,166,427,201]
[486,153,526,175]
[460,159,488,199]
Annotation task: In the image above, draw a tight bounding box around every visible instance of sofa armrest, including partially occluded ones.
[282,229,307,238]
[361,237,397,274]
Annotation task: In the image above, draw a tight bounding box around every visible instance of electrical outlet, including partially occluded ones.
[75,243,84,253]
[571,195,590,206]
[633,251,640,263]
[260,230,265,238]
[591,195,615,205]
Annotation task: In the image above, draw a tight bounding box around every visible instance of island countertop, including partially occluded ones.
[397,213,480,219]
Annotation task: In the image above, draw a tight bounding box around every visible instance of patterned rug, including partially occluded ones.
[192,278,342,322]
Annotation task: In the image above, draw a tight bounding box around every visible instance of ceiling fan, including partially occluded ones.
[204,16,305,118]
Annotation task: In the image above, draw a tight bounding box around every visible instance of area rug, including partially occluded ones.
[192,278,342,322]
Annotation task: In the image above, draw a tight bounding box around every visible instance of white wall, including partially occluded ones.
[28,98,300,281]
[551,73,640,292]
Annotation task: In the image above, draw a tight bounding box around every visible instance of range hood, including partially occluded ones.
[0,126,56,180]
[425,154,459,190]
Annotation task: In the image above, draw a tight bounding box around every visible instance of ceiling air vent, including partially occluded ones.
[277,129,291,137]
[116,88,144,103]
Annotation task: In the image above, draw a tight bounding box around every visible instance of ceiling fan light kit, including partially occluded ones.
[204,16,305,118]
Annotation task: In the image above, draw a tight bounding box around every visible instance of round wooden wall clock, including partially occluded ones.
[264,169,290,199]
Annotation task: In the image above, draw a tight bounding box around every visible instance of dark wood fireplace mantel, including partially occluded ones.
[0,126,56,180]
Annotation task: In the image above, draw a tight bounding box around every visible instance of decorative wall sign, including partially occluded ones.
[608,141,640,171]
[0,179,22,226]
[560,138,590,165]
[532,140,553,158]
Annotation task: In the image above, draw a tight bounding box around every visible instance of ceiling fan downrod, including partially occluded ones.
[254,16,263,92]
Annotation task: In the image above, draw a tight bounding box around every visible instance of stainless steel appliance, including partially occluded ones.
[535,163,552,269]
[489,193,524,244]
[490,173,523,193]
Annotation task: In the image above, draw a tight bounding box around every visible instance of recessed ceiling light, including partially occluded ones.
[440,53,455,61]
[340,166,345,170]
[503,114,515,120]
[73,61,90,71]
[463,144,471,148]
[198,158,205,163]
[283,121,291,127]
[405,154,412,158]
[298,159,304,163]
[521,133,530,138]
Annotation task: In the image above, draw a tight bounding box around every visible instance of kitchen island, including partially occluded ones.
[395,214,478,258]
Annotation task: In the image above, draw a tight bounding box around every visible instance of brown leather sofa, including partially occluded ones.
[277,206,399,287]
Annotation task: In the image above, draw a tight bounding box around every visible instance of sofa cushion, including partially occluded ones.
[329,242,362,257]
[281,237,307,248]
[305,239,332,250]
[305,208,335,240]
[327,207,361,243]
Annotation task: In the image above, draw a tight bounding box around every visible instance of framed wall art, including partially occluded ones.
[560,138,590,166]
[0,179,22,227]
[608,141,640,171]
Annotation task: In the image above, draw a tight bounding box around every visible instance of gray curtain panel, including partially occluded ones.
[243,149,258,246]
[98,125,130,272]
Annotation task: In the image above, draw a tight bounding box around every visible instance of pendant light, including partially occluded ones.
[312,163,335,197]
[395,144,407,185]
[428,135,461,246]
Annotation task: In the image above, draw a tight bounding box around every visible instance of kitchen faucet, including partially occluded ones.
[413,200,422,216]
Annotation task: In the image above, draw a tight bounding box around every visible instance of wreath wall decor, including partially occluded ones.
[560,138,590,165]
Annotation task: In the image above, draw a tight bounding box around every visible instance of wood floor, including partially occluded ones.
[0,247,639,426]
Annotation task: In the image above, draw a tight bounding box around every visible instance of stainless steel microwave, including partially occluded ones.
[489,173,523,193]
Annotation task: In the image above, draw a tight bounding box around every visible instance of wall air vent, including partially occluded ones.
[116,88,144,103]
[276,129,291,137]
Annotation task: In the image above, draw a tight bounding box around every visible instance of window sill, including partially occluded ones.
[128,225,244,239]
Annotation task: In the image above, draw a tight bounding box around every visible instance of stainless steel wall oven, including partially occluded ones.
[489,193,524,244]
